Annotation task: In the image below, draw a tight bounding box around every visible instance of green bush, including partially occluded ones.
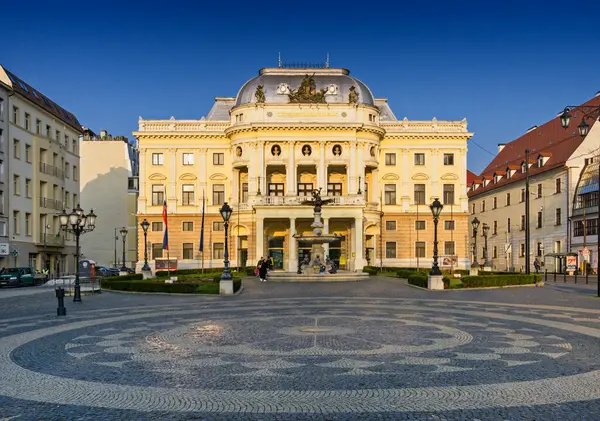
[102,278,242,294]
[407,272,428,288]
[114,273,144,281]
[460,274,540,288]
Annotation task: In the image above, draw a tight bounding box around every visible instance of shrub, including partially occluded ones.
[114,273,144,281]
[460,274,540,288]
[407,272,428,288]
[102,278,242,294]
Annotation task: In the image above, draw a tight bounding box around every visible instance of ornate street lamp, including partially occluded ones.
[482,222,491,268]
[219,202,233,281]
[120,227,128,272]
[471,217,480,268]
[140,219,151,272]
[59,205,97,302]
[559,103,600,296]
[429,198,444,276]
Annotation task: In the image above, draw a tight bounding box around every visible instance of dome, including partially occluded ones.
[234,67,375,107]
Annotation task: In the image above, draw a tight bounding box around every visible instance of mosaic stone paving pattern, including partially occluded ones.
[2,294,600,420]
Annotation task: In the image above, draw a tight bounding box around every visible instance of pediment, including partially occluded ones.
[411,173,429,181]
[148,173,167,181]
[440,173,458,181]
[209,173,228,181]
[382,173,399,181]
[179,173,197,181]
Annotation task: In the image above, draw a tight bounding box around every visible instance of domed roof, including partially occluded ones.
[234,68,375,107]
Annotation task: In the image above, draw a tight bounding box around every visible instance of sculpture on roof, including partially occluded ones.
[348,85,359,104]
[288,74,327,103]
[255,84,265,103]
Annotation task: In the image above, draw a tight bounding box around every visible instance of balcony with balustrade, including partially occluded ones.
[39,162,65,179]
[39,196,63,211]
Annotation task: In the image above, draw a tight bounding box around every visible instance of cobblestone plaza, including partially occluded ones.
[1,279,600,420]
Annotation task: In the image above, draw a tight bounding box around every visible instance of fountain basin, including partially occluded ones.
[292,234,340,244]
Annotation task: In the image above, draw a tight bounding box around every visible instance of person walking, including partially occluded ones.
[258,257,268,282]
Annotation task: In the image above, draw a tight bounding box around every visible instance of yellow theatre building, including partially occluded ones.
[133,66,473,272]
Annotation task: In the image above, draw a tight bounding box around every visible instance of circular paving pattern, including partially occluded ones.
[2,297,600,417]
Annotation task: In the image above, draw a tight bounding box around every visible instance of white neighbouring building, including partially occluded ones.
[468,92,600,273]
[0,78,9,263]
[0,65,82,275]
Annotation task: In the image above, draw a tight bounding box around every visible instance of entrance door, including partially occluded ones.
[267,236,285,269]
[328,237,344,269]
[239,249,248,268]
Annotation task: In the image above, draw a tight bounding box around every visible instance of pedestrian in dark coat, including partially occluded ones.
[258,257,268,282]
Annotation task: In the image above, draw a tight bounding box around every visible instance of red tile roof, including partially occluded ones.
[469,94,600,198]
[466,170,477,185]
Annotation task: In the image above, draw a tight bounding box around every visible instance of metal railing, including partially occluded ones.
[39,232,64,245]
[39,196,63,210]
[39,162,65,179]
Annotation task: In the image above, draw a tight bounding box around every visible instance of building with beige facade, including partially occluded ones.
[468,92,600,273]
[80,128,139,268]
[0,79,9,264]
[0,64,82,275]
[134,66,473,272]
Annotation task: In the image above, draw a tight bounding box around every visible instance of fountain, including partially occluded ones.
[268,189,369,282]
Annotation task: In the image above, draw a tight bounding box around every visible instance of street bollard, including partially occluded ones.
[55,287,66,317]
[575,271,578,284]
[544,269,548,283]
[564,271,567,283]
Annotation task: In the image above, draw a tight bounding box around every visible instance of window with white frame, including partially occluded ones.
[183,153,194,165]
[443,153,454,165]
[385,242,396,258]
[385,220,396,231]
[182,184,195,205]
[152,153,164,165]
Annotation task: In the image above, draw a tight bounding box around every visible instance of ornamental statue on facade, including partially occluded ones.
[255,84,265,103]
[348,85,359,104]
[288,74,327,103]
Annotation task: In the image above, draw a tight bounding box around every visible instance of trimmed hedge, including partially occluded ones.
[407,272,429,288]
[155,268,223,277]
[114,273,144,281]
[460,274,540,288]
[102,278,242,294]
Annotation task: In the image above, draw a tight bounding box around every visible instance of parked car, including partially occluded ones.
[0,267,36,287]
[95,266,116,277]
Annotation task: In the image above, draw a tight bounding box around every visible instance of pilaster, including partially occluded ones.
[288,218,297,272]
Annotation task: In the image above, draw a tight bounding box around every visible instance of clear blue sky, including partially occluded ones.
[3,0,599,174]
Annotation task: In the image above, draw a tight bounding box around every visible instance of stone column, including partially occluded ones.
[138,149,147,213]
[372,168,380,204]
[248,143,257,196]
[256,217,264,261]
[199,148,208,197]
[287,142,296,195]
[232,168,240,205]
[288,218,297,272]
[168,148,177,211]
[349,142,357,194]
[460,148,468,212]
[401,148,410,210]
[354,216,365,270]
[323,217,330,257]
[258,141,265,195]
[319,142,326,190]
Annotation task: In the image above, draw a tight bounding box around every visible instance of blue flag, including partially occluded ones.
[199,191,205,252]
[162,201,169,250]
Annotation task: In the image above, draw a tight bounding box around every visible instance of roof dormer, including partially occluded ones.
[507,165,519,179]
[537,152,551,167]
[493,170,506,183]
[482,175,493,187]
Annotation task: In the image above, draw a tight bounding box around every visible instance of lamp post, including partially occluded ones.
[120,227,128,272]
[59,204,97,302]
[471,217,480,268]
[219,202,233,287]
[559,103,600,296]
[140,219,151,272]
[429,198,443,277]
[482,222,491,269]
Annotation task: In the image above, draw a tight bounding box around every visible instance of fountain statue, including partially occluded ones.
[293,188,341,274]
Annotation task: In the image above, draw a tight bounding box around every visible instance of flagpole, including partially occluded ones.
[200,190,205,274]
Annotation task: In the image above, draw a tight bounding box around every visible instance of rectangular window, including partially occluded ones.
[415,241,426,258]
[520,215,525,231]
[25,213,31,236]
[24,113,30,131]
[471,203,475,215]
[493,246,498,259]
[519,244,525,257]
[213,243,224,259]
[327,183,343,197]
[182,243,194,259]
[537,183,542,198]
[25,144,31,163]
[415,220,426,230]
[385,220,396,231]
[13,139,20,159]
[36,119,41,134]
[414,184,425,205]
[443,184,454,205]
[152,243,163,259]
[212,221,224,231]
[537,211,543,228]
[481,200,486,212]
[537,242,543,257]
[443,153,454,165]
[25,178,31,198]
[555,178,561,193]
[213,153,224,165]
[574,221,584,237]
[444,220,455,230]
[385,242,396,258]
[506,192,511,206]
[64,135,69,149]
[12,106,18,124]
[182,222,194,231]
[385,153,396,166]
[182,184,195,205]
[588,219,599,236]
[73,165,78,181]
[152,153,164,165]
[520,189,525,202]
[152,222,163,231]
[555,208,561,225]
[268,183,285,197]
[182,153,194,165]
[72,139,77,154]
[493,197,497,209]
[65,162,70,179]
[212,184,225,205]
[151,185,164,206]
[384,184,396,205]
[241,182,248,203]
[46,124,51,138]
[13,174,20,195]
[507,218,511,233]
[414,153,425,165]
[298,183,313,197]
[492,220,497,235]
[56,130,60,143]
[12,210,19,235]
[444,241,455,256]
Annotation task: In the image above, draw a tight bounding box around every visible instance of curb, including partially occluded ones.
[102,285,244,297]
[404,280,542,291]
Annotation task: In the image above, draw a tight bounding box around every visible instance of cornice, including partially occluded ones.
[224,123,386,138]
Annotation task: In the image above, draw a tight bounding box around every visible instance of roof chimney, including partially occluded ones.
[498,143,506,153]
